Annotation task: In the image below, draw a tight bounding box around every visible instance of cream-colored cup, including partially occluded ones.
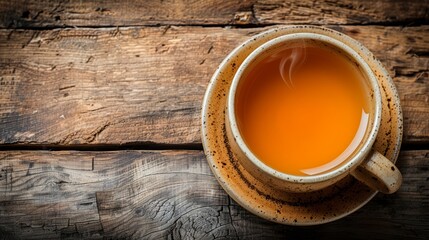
[225,32,402,194]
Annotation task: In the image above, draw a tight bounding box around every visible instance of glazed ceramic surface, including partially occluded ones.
[225,32,399,193]
[201,26,403,225]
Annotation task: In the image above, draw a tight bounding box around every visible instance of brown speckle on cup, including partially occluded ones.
[201,25,402,225]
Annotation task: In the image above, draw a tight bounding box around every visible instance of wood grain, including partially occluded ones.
[254,0,429,25]
[0,150,428,239]
[0,0,256,28]
[1,1,427,240]
[0,26,427,146]
[0,0,427,28]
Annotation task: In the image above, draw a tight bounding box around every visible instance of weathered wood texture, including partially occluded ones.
[0,26,428,145]
[0,150,428,239]
[0,0,428,28]
[253,0,429,25]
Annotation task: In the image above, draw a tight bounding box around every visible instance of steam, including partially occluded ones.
[279,46,306,88]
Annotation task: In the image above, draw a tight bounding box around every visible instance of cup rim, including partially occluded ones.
[227,32,382,184]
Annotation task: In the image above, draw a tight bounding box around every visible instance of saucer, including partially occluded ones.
[201,26,403,225]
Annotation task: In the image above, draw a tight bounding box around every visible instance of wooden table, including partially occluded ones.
[0,1,428,239]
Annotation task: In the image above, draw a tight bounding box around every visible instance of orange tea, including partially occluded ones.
[235,44,371,176]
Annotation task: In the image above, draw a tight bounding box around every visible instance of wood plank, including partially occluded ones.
[0,0,256,28]
[0,26,428,145]
[254,0,429,25]
[0,150,428,239]
[1,0,428,28]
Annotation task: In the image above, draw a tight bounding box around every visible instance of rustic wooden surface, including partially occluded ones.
[0,150,428,239]
[0,26,427,146]
[0,0,428,239]
[0,0,427,27]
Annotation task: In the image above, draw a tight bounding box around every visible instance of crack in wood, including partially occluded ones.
[58,85,76,91]
[86,122,111,143]
[227,196,239,238]
[0,143,204,151]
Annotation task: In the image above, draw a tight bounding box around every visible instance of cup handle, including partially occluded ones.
[351,150,402,194]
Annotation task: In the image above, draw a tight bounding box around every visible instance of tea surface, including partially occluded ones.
[235,45,370,176]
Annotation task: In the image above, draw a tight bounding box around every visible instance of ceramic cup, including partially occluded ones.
[225,32,402,194]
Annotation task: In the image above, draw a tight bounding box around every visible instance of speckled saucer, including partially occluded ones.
[201,26,403,225]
